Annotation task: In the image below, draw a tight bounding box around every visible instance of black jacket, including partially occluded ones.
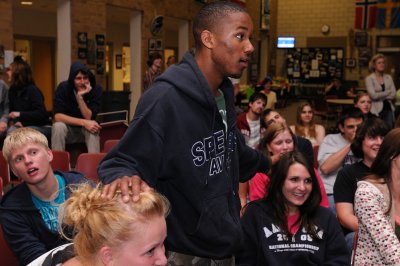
[53,61,102,120]
[8,83,49,126]
[236,201,350,265]
[98,51,271,259]
[0,171,89,266]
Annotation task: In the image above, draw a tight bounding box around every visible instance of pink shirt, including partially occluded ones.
[249,168,330,208]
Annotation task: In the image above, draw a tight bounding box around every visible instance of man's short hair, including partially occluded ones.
[3,128,49,163]
[249,92,267,104]
[147,52,162,67]
[261,76,273,87]
[351,117,390,158]
[192,1,245,49]
[339,107,364,126]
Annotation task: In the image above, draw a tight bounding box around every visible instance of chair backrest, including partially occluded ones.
[0,152,10,187]
[0,225,18,266]
[75,153,106,182]
[99,122,128,151]
[102,139,120,153]
[97,110,129,151]
[50,150,70,172]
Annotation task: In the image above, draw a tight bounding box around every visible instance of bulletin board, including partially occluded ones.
[286,48,344,82]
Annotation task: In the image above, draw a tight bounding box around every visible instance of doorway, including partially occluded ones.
[14,37,55,111]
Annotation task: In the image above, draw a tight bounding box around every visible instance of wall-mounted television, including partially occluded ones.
[277,36,295,48]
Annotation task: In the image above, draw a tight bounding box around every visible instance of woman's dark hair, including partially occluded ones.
[266,151,321,239]
[147,52,162,67]
[351,117,390,158]
[10,59,35,88]
[368,128,400,214]
[370,128,400,180]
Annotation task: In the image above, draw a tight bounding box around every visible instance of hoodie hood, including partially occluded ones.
[156,52,235,110]
[67,61,96,89]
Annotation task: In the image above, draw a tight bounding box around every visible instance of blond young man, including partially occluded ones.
[0,128,89,265]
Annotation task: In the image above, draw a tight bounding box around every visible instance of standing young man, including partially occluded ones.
[237,92,267,149]
[98,2,270,264]
[51,62,102,153]
[0,128,89,265]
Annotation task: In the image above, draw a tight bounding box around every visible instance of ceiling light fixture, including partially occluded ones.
[21,1,33,5]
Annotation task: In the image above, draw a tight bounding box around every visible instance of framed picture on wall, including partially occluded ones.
[96,34,105,46]
[156,39,163,50]
[149,38,156,50]
[77,32,88,44]
[96,48,104,60]
[96,63,104,74]
[78,48,88,59]
[345,58,356,68]
[115,54,122,69]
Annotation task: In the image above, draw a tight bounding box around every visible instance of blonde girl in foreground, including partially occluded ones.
[29,184,170,266]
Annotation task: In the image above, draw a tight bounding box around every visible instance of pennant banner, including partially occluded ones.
[376,0,400,28]
[355,0,377,29]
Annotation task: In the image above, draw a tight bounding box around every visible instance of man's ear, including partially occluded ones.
[338,123,344,133]
[46,149,53,163]
[99,246,114,266]
[200,30,215,49]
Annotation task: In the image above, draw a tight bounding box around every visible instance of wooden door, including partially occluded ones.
[31,40,55,111]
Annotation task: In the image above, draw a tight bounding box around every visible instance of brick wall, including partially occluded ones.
[0,0,13,79]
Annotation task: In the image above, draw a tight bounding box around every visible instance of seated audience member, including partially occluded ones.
[248,122,329,208]
[143,52,162,91]
[354,93,375,119]
[290,102,325,146]
[52,62,102,153]
[7,57,50,136]
[237,92,267,149]
[0,79,9,136]
[238,109,315,210]
[325,78,355,99]
[28,184,170,266]
[262,109,314,164]
[0,128,89,265]
[334,117,389,251]
[354,128,400,265]
[260,76,277,110]
[166,55,176,68]
[318,107,364,213]
[236,151,349,265]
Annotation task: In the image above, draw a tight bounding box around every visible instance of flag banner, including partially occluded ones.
[376,0,400,28]
[355,0,377,29]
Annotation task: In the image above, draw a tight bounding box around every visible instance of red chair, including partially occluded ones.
[50,150,71,172]
[0,153,10,187]
[75,153,106,182]
[102,139,120,153]
[0,225,18,266]
[97,110,129,151]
